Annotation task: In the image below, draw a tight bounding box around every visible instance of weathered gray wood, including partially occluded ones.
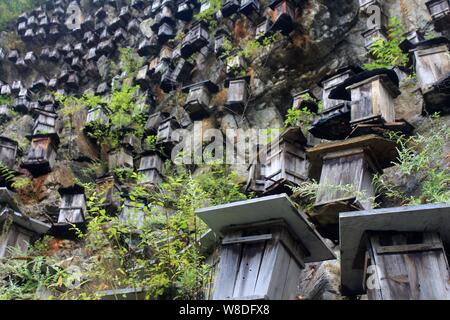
[222,234,272,245]
[340,203,450,296]
[367,232,450,300]
[108,147,134,170]
[0,137,18,169]
[413,44,450,92]
[196,194,335,264]
[347,75,399,125]
[58,193,86,224]
[212,231,243,299]
[233,240,266,297]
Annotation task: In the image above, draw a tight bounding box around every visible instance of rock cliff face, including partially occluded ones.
[0,0,449,300]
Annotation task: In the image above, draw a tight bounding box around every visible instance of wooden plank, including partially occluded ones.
[376,243,444,255]
[222,234,273,245]
[281,256,302,300]
[253,239,279,297]
[213,231,243,299]
[267,244,291,299]
[233,240,266,298]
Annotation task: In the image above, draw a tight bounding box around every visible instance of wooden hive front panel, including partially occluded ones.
[227,80,248,107]
[414,44,450,92]
[0,224,32,258]
[366,232,450,300]
[427,0,450,19]
[322,72,353,112]
[108,148,134,170]
[315,149,375,208]
[0,138,18,169]
[213,227,304,300]
[263,142,308,192]
[58,194,86,224]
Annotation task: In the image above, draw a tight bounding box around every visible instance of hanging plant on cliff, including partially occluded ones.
[363,17,409,70]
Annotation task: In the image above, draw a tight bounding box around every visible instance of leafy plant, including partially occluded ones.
[0,94,13,107]
[0,0,44,30]
[284,106,315,128]
[194,0,222,30]
[363,17,409,70]
[373,115,450,205]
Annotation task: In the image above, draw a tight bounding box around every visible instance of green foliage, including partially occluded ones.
[0,95,13,107]
[363,17,409,70]
[116,47,145,78]
[0,162,15,183]
[11,176,32,190]
[56,84,147,150]
[194,0,222,30]
[0,245,70,300]
[284,106,315,128]
[0,162,249,300]
[373,115,450,205]
[222,33,282,64]
[291,180,376,213]
[0,0,43,30]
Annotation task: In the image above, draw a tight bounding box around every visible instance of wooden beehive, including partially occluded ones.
[412,41,450,93]
[138,36,160,57]
[137,151,164,185]
[346,74,400,125]
[261,127,308,195]
[307,135,397,234]
[14,88,31,113]
[240,0,260,16]
[57,186,87,225]
[11,80,23,95]
[159,45,173,61]
[156,117,181,146]
[108,147,134,171]
[225,76,250,111]
[292,89,319,113]
[127,19,141,35]
[362,27,388,51]
[181,21,209,58]
[426,0,450,31]
[33,110,57,135]
[31,77,48,93]
[221,0,240,18]
[145,111,169,134]
[365,231,450,300]
[0,137,18,169]
[0,207,50,259]
[176,0,194,21]
[158,22,175,43]
[22,135,59,176]
[86,106,109,128]
[319,67,362,113]
[172,58,193,83]
[7,50,19,63]
[340,203,450,299]
[268,0,296,35]
[24,51,37,65]
[196,195,335,300]
[182,80,219,119]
